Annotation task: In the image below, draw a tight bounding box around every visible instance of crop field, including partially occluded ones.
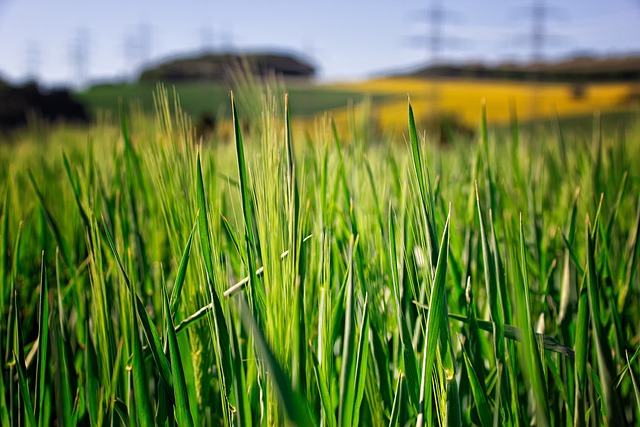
[332,78,640,132]
[78,78,640,140]
[0,84,639,426]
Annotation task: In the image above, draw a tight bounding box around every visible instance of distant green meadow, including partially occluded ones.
[0,84,639,426]
[77,81,390,119]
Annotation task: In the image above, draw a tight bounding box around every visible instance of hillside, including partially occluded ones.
[402,54,640,82]
[139,51,316,83]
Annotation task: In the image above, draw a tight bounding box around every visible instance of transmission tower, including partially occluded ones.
[220,28,236,53]
[25,41,41,82]
[200,26,214,53]
[512,0,565,119]
[137,23,152,67]
[69,28,90,88]
[122,24,153,81]
[408,0,466,117]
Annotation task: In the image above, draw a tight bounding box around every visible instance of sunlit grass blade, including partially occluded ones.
[35,252,48,427]
[388,206,420,411]
[101,218,174,392]
[417,210,450,427]
[285,93,307,394]
[235,296,317,426]
[350,295,370,427]
[52,252,72,426]
[0,184,9,298]
[516,215,550,427]
[586,217,628,425]
[62,152,91,232]
[559,188,580,326]
[231,92,263,316]
[408,100,438,271]
[13,349,37,427]
[462,346,492,427]
[169,218,197,317]
[338,236,359,427]
[84,326,100,426]
[229,318,251,427]
[161,277,194,427]
[475,182,505,364]
[12,281,36,426]
[309,342,335,427]
[195,151,233,415]
[573,273,589,426]
[388,375,405,427]
[616,345,640,387]
[620,200,640,312]
[0,357,8,426]
[625,350,640,413]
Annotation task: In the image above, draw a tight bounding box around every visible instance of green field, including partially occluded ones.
[77,81,390,119]
[1,85,639,426]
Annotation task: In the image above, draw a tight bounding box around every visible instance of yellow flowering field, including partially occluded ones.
[326,77,637,132]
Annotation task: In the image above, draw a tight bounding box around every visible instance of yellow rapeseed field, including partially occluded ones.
[326,77,637,133]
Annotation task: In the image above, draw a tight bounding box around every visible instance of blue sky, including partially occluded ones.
[1,0,639,86]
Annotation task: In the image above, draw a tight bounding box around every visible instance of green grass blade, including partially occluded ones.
[516,215,550,427]
[12,279,35,426]
[84,329,100,426]
[52,253,72,426]
[129,278,154,427]
[162,278,194,427]
[0,183,9,298]
[339,236,358,427]
[169,218,197,317]
[235,296,317,426]
[620,200,640,312]
[475,183,505,364]
[388,375,405,427]
[414,306,575,359]
[586,217,628,425]
[408,100,438,272]
[388,207,420,410]
[229,319,252,427]
[573,273,589,426]
[27,170,73,271]
[101,218,174,392]
[616,345,640,387]
[231,92,263,315]
[625,351,640,413]
[35,252,49,427]
[309,342,335,427]
[62,152,91,232]
[417,210,450,427]
[0,354,8,427]
[195,152,233,411]
[13,349,37,427]
[351,295,370,427]
[462,347,492,427]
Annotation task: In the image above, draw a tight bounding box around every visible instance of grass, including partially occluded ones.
[1,80,639,426]
[77,81,389,119]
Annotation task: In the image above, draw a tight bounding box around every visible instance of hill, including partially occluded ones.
[402,54,640,82]
[138,51,316,83]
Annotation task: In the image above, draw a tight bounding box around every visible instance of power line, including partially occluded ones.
[69,28,90,88]
[199,26,214,53]
[25,40,41,82]
[407,0,467,116]
[122,24,154,81]
[511,0,566,119]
